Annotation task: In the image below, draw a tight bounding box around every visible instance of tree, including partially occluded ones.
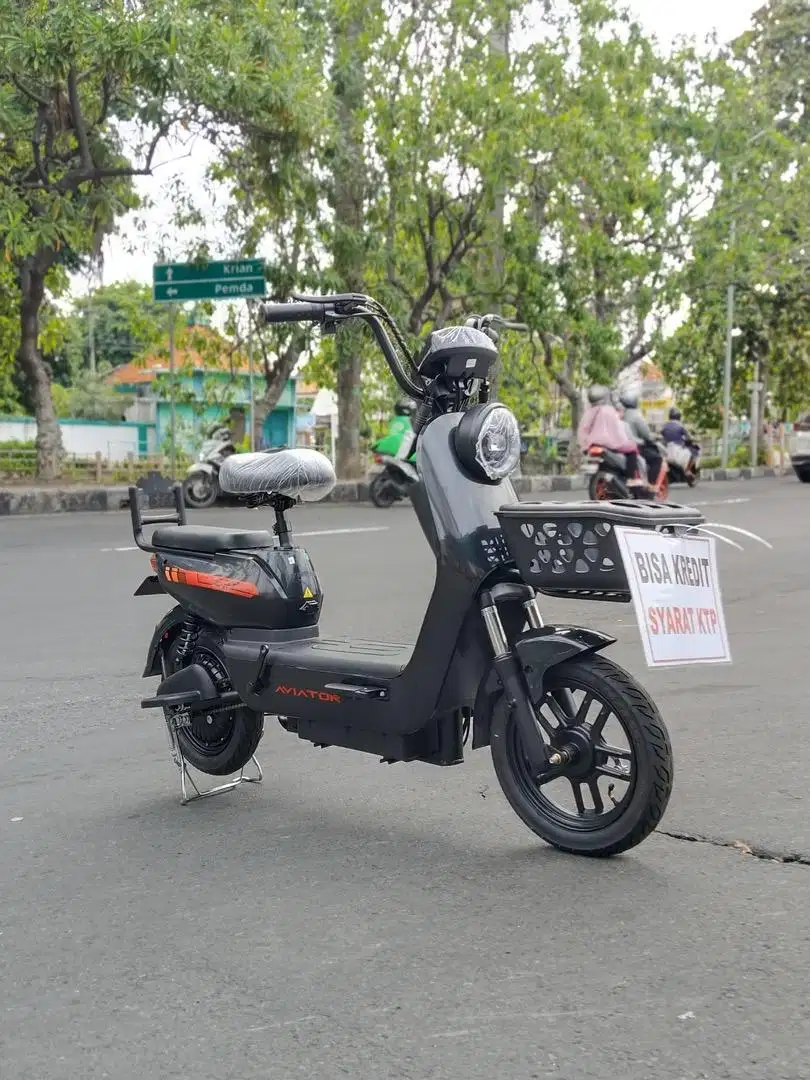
[62,280,166,378]
[660,0,810,427]
[0,0,316,478]
[506,1,720,457]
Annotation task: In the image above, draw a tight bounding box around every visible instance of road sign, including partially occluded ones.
[152,260,266,303]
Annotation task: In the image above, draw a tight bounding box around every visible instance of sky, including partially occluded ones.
[83,0,765,296]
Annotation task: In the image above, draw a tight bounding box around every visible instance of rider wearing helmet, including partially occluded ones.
[661,407,688,446]
[578,385,639,477]
[620,392,662,484]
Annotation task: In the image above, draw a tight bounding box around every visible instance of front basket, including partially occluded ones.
[495,500,705,603]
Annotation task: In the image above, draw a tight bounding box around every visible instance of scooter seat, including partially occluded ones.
[219,447,337,503]
[151,525,273,554]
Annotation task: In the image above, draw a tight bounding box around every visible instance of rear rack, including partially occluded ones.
[128,483,187,553]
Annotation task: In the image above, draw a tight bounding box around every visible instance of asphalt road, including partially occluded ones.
[2,478,810,1079]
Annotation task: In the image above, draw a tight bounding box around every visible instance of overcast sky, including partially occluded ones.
[87,0,764,294]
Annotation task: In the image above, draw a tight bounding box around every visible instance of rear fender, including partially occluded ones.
[142,604,187,678]
[471,626,615,750]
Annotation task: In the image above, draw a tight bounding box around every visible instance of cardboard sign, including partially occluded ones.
[615,527,731,668]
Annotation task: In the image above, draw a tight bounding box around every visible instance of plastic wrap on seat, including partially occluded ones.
[219,448,337,502]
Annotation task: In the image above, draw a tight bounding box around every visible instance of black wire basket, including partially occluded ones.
[496,500,705,602]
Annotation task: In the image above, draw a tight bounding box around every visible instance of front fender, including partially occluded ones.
[142,605,187,677]
[471,626,615,749]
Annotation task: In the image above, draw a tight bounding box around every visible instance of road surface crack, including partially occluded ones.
[661,829,810,867]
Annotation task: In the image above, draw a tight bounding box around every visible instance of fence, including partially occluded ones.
[0,447,191,485]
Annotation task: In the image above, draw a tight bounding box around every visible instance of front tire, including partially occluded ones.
[165,635,263,776]
[490,654,673,856]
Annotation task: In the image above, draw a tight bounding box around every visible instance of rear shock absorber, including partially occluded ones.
[174,613,199,666]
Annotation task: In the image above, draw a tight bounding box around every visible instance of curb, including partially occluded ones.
[0,467,787,516]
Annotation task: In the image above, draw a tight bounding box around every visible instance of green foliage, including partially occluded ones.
[60,281,167,377]
[51,364,132,421]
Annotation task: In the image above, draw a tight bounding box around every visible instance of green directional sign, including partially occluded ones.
[152,259,266,303]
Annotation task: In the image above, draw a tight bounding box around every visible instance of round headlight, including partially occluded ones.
[454,403,521,483]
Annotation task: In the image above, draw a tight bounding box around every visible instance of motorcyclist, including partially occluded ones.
[577,386,639,480]
[372,401,416,461]
[661,407,697,476]
[619,392,662,485]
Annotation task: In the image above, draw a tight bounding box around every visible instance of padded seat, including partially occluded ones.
[219,447,336,502]
[151,524,273,554]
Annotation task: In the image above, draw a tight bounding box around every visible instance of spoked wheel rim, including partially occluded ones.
[505,680,638,833]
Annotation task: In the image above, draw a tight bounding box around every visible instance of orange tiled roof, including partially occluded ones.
[106,326,251,385]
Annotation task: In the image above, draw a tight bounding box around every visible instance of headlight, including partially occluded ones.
[453,403,521,483]
[198,451,206,462]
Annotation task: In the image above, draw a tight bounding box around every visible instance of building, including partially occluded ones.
[107,326,297,451]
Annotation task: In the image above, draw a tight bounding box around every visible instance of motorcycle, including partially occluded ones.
[665,439,701,488]
[129,292,702,857]
[369,428,418,508]
[182,427,235,509]
[584,443,670,503]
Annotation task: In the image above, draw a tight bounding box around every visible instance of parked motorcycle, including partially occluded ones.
[129,292,702,857]
[665,439,701,488]
[369,430,418,507]
[584,443,670,503]
[182,427,235,509]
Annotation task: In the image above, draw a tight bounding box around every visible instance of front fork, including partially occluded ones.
[481,583,568,772]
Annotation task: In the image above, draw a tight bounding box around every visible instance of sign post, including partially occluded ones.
[168,304,176,481]
[247,303,255,452]
[615,528,731,667]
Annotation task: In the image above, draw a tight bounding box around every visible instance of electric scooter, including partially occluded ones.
[129,292,702,856]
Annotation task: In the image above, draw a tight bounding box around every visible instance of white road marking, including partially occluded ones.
[101,524,390,552]
[690,497,750,507]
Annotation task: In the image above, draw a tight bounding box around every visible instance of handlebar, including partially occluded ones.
[260,293,426,401]
[261,302,327,325]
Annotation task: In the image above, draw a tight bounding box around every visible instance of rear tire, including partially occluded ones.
[490,655,673,856]
[183,471,219,509]
[165,635,264,776]
[370,472,398,508]
[588,473,616,501]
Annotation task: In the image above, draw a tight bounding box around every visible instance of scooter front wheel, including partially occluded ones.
[490,654,673,856]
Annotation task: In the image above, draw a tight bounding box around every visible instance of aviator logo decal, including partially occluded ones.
[275,684,341,704]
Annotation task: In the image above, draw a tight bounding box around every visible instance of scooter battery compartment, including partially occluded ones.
[496,500,705,602]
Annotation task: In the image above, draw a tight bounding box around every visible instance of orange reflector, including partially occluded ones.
[150,555,157,571]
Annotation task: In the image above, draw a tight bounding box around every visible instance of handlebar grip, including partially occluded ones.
[261,302,326,325]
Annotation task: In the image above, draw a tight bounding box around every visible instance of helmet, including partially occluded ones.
[619,392,639,410]
[669,407,682,421]
[394,399,416,416]
[587,385,610,405]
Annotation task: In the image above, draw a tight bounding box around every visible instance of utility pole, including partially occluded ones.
[721,167,737,470]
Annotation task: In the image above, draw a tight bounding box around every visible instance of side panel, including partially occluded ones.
[153,546,322,630]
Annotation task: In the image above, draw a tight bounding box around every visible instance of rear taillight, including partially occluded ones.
[374,453,383,464]
[150,555,157,571]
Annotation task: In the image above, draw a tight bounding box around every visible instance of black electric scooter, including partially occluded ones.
[130,293,702,856]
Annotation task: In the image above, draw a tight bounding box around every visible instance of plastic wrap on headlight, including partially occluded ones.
[475,406,521,479]
[454,403,521,483]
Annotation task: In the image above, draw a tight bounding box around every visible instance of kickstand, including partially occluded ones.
[164,707,263,806]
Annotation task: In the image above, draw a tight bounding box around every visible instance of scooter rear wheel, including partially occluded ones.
[490,654,673,856]
[370,472,398,508]
[165,637,264,776]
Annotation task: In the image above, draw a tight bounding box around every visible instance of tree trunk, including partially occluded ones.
[485,10,509,403]
[253,339,303,448]
[332,6,366,479]
[16,254,62,480]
